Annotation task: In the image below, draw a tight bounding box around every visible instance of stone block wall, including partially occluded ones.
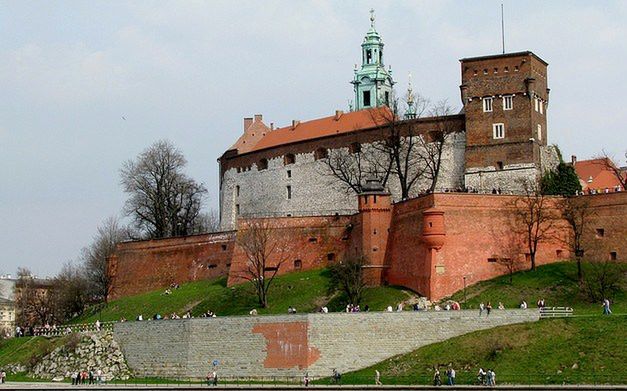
[114,310,539,379]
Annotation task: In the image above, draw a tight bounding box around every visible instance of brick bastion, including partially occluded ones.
[113,310,539,379]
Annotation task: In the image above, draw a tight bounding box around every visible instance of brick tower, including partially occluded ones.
[460,51,551,192]
[357,178,392,285]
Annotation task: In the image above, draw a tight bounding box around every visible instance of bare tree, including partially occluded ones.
[510,179,560,271]
[494,233,526,284]
[322,140,386,194]
[561,196,593,281]
[329,256,366,305]
[593,150,627,190]
[15,269,57,327]
[120,140,207,239]
[53,262,89,321]
[192,209,222,233]
[235,220,289,308]
[364,96,430,199]
[414,100,456,193]
[82,216,127,302]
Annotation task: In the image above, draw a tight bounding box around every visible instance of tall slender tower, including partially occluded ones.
[351,9,395,111]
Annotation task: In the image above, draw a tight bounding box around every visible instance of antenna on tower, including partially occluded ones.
[501,3,505,54]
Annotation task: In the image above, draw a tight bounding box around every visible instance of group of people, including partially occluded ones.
[345,304,368,312]
[70,369,104,385]
[432,366,458,386]
[477,368,497,386]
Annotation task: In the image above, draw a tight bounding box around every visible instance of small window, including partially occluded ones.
[308,237,318,243]
[514,66,519,72]
[473,69,478,76]
[221,244,227,251]
[258,158,268,170]
[236,167,241,173]
[504,66,509,73]
[556,249,563,258]
[287,170,292,178]
[539,101,544,114]
[487,258,498,263]
[596,228,605,238]
[493,123,505,139]
[363,90,371,107]
[294,259,302,270]
[284,154,295,165]
[537,124,542,140]
[286,185,292,200]
[207,264,217,269]
[534,98,539,112]
[314,148,328,160]
[349,142,361,154]
[483,97,493,112]
[493,67,498,74]
[503,95,513,110]
[236,185,240,197]
[483,69,488,75]
[235,204,240,215]
[385,91,389,105]
[496,161,504,170]
[327,253,335,261]
[609,251,617,261]
[366,49,372,64]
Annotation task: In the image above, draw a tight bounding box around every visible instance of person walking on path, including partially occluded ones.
[486,302,492,316]
[433,368,441,386]
[603,299,612,315]
[304,372,310,387]
[447,367,456,385]
[479,302,485,316]
[375,369,382,385]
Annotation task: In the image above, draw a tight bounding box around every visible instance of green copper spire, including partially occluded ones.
[351,9,395,111]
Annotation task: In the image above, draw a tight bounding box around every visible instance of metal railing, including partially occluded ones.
[33,321,115,337]
[539,306,574,318]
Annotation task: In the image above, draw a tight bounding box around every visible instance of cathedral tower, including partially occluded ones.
[351,10,395,111]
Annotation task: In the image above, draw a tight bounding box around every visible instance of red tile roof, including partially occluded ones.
[230,118,271,154]
[248,107,392,153]
[574,158,624,192]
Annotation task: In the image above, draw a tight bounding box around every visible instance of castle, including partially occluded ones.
[107,14,626,302]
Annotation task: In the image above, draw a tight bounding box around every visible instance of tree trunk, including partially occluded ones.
[530,253,536,271]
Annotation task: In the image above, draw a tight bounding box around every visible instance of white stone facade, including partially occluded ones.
[219,132,467,231]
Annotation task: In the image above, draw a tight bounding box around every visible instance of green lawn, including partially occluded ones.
[339,316,627,385]
[446,262,627,315]
[0,336,65,368]
[75,268,414,322]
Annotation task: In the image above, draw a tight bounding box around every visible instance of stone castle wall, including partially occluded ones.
[114,310,539,379]
[220,132,467,231]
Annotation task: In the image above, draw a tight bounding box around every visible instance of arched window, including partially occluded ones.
[284,154,295,165]
[294,259,302,270]
[258,158,268,170]
[314,148,328,160]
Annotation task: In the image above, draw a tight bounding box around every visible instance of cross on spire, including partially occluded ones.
[370,9,375,28]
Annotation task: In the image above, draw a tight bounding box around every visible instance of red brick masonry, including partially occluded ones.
[108,192,627,301]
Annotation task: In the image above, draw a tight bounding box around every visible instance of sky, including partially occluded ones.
[1,1,626,277]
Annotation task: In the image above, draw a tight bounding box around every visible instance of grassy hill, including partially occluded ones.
[336,261,627,385]
[446,262,627,315]
[338,316,627,385]
[76,268,413,323]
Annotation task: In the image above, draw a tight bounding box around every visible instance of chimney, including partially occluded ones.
[254,114,263,122]
[571,155,577,166]
[270,122,274,131]
[291,120,300,130]
[334,110,343,121]
[244,117,253,131]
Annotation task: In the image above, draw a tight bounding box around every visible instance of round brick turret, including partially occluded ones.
[422,208,445,249]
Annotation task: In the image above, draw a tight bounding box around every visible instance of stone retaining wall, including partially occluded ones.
[114,310,539,379]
